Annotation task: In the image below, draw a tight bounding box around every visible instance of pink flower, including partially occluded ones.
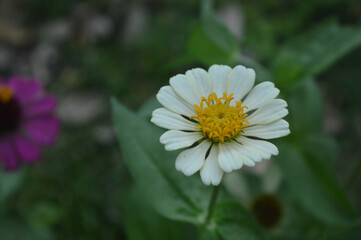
[0,77,60,170]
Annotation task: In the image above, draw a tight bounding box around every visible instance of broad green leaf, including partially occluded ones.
[287,79,323,134]
[187,0,239,65]
[212,202,264,240]
[301,135,355,220]
[276,141,356,225]
[0,168,25,202]
[137,96,160,120]
[111,98,211,224]
[237,55,273,83]
[272,20,361,90]
[188,26,236,65]
[0,217,53,240]
[327,219,361,240]
[28,202,63,230]
[123,186,194,240]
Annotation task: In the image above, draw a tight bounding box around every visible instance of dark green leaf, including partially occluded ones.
[302,135,356,220]
[137,96,161,120]
[288,79,323,134]
[187,0,239,65]
[238,55,273,83]
[326,219,361,240]
[0,168,25,202]
[276,141,356,225]
[212,202,264,240]
[273,20,361,89]
[111,98,211,224]
[0,217,53,240]
[123,186,193,240]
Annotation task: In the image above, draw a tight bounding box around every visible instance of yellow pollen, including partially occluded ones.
[0,86,13,103]
[191,92,249,143]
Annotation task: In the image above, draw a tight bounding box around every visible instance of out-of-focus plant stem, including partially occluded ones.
[205,184,220,225]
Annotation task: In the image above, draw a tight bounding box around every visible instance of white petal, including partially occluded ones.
[170,74,200,105]
[151,108,198,131]
[156,86,195,117]
[217,141,256,167]
[243,157,256,167]
[241,145,263,162]
[209,65,232,97]
[175,141,210,176]
[226,65,255,102]
[243,119,290,139]
[185,68,212,99]
[218,141,244,173]
[235,145,256,167]
[242,82,280,112]
[246,99,288,125]
[200,145,223,186]
[160,130,203,151]
[237,136,279,160]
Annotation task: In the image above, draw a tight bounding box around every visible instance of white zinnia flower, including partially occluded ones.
[151,65,290,186]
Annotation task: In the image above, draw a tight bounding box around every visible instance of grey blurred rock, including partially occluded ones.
[58,94,105,125]
[93,125,116,145]
[41,19,72,43]
[12,58,32,77]
[122,4,147,44]
[323,104,342,134]
[218,3,244,40]
[261,162,282,193]
[224,172,251,202]
[83,15,113,43]
[31,42,58,83]
[245,159,271,176]
[0,45,14,70]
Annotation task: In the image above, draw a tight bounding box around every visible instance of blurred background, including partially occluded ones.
[0,0,360,239]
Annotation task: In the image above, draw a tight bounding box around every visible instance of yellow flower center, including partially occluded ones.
[0,86,13,104]
[191,92,249,143]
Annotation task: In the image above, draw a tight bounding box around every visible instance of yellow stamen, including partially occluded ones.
[191,92,249,143]
[0,86,13,103]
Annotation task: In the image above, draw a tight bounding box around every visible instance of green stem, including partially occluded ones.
[206,184,220,224]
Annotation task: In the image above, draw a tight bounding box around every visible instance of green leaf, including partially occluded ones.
[326,219,361,240]
[0,168,25,202]
[187,0,239,65]
[123,186,193,240]
[302,135,356,219]
[28,202,63,229]
[137,96,161,120]
[288,79,323,134]
[272,20,361,90]
[276,141,356,225]
[111,98,211,224]
[0,217,53,240]
[237,55,273,83]
[212,202,264,240]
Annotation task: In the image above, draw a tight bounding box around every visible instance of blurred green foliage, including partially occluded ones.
[1,0,361,239]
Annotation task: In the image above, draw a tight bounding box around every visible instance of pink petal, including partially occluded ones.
[13,135,41,163]
[0,140,19,170]
[7,77,42,104]
[23,117,60,146]
[24,95,57,117]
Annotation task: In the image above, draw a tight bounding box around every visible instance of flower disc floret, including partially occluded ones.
[191,92,249,143]
[0,86,13,103]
